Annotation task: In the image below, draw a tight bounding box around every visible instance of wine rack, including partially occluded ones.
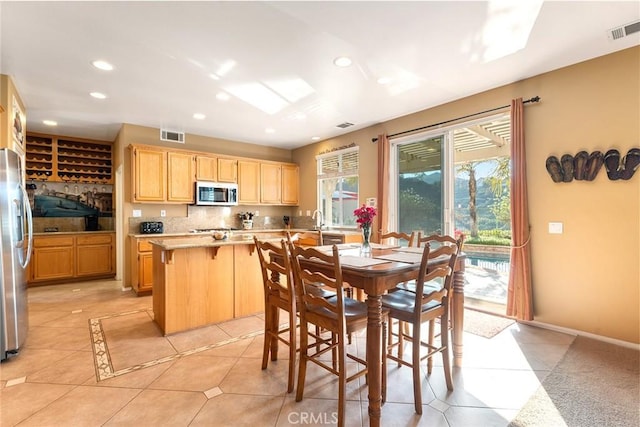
[25,133,113,184]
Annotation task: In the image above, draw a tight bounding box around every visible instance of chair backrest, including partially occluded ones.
[417,233,464,257]
[413,236,463,313]
[286,230,323,246]
[288,243,347,335]
[254,236,295,306]
[380,231,417,247]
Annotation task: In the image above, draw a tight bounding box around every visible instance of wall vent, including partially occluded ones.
[336,122,354,129]
[160,129,185,143]
[608,20,640,41]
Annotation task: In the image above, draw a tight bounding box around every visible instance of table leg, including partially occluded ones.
[366,294,382,427]
[452,265,465,367]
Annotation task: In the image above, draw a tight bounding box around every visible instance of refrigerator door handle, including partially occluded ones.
[13,184,33,268]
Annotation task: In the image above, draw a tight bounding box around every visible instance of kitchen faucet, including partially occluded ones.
[312,210,324,230]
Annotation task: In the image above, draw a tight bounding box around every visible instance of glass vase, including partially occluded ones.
[360,224,372,256]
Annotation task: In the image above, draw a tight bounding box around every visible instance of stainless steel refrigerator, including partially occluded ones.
[0,148,33,361]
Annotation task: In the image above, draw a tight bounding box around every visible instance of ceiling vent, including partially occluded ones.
[336,122,354,129]
[160,129,185,143]
[608,20,640,41]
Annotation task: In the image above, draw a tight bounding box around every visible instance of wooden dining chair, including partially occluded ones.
[380,230,417,247]
[382,236,462,414]
[288,243,388,427]
[253,237,299,393]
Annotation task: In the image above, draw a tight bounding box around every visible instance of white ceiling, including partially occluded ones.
[1,1,638,149]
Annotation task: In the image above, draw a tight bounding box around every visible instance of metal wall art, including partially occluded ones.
[546,147,640,182]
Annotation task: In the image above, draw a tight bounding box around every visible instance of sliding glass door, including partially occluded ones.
[389,133,454,237]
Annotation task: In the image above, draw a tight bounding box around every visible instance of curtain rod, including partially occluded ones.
[371,96,540,143]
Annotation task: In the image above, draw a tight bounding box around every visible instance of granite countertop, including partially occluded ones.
[33,230,115,236]
[148,233,283,250]
[129,228,360,239]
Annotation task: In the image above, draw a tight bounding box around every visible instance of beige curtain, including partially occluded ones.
[376,134,390,242]
[507,98,534,320]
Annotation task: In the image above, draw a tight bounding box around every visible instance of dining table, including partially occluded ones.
[273,242,466,427]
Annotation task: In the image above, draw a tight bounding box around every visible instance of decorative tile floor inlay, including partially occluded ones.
[89,309,264,382]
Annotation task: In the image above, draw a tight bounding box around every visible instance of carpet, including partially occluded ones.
[509,336,640,427]
[462,308,515,338]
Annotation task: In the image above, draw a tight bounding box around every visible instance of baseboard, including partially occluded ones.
[519,319,640,351]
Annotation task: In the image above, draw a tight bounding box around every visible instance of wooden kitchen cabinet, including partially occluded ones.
[29,233,115,285]
[131,146,166,202]
[281,164,299,205]
[130,239,154,295]
[260,163,281,204]
[217,158,237,182]
[31,236,74,282]
[76,234,115,277]
[130,145,194,203]
[238,160,260,204]
[196,155,218,181]
[167,151,194,202]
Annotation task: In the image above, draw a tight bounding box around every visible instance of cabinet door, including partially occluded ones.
[196,155,217,181]
[76,234,114,277]
[138,252,154,293]
[260,163,281,204]
[30,236,74,282]
[238,160,260,204]
[167,151,194,202]
[132,147,166,202]
[217,158,238,182]
[281,164,299,205]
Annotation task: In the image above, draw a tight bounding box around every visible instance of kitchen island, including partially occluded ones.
[149,233,282,335]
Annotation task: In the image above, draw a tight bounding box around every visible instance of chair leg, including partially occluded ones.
[337,332,347,427]
[296,320,309,402]
[427,319,435,374]
[261,302,272,370]
[441,315,454,391]
[287,308,297,393]
[271,306,280,362]
[412,321,423,415]
[397,320,404,367]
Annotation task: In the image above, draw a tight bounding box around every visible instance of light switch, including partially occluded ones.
[548,222,563,234]
[132,209,142,218]
[160,210,166,217]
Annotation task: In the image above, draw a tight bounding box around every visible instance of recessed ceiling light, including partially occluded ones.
[333,56,352,67]
[193,113,206,120]
[377,77,391,85]
[92,60,113,71]
[311,136,320,141]
[265,128,275,134]
[216,92,230,101]
[90,92,107,99]
[43,120,57,126]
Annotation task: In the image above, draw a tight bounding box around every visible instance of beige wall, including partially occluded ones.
[293,47,640,344]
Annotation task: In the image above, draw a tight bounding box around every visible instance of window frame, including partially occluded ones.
[316,146,359,228]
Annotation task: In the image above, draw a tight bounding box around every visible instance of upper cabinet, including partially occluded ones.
[130,144,297,206]
[25,133,113,184]
[195,155,218,181]
[281,164,299,206]
[238,160,260,204]
[217,158,238,183]
[130,145,194,203]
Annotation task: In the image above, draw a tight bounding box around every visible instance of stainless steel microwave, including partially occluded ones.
[195,181,238,206]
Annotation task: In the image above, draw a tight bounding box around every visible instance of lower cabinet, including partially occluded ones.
[233,243,264,317]
[30,233,115,285]
[131,239,155,295]
[322,232,363,245]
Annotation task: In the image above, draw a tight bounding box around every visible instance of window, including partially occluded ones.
[317,147,359,227]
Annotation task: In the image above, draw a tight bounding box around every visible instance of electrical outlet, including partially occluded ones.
[254,210,259,217]
[160,210,166,217]
[306,210,311,216]
[132,209,142,218]
[548,222,563,234]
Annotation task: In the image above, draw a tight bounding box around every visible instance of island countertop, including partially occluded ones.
[148,233,283,250]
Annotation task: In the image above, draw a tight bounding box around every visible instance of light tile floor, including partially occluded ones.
[1,279,578,426]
